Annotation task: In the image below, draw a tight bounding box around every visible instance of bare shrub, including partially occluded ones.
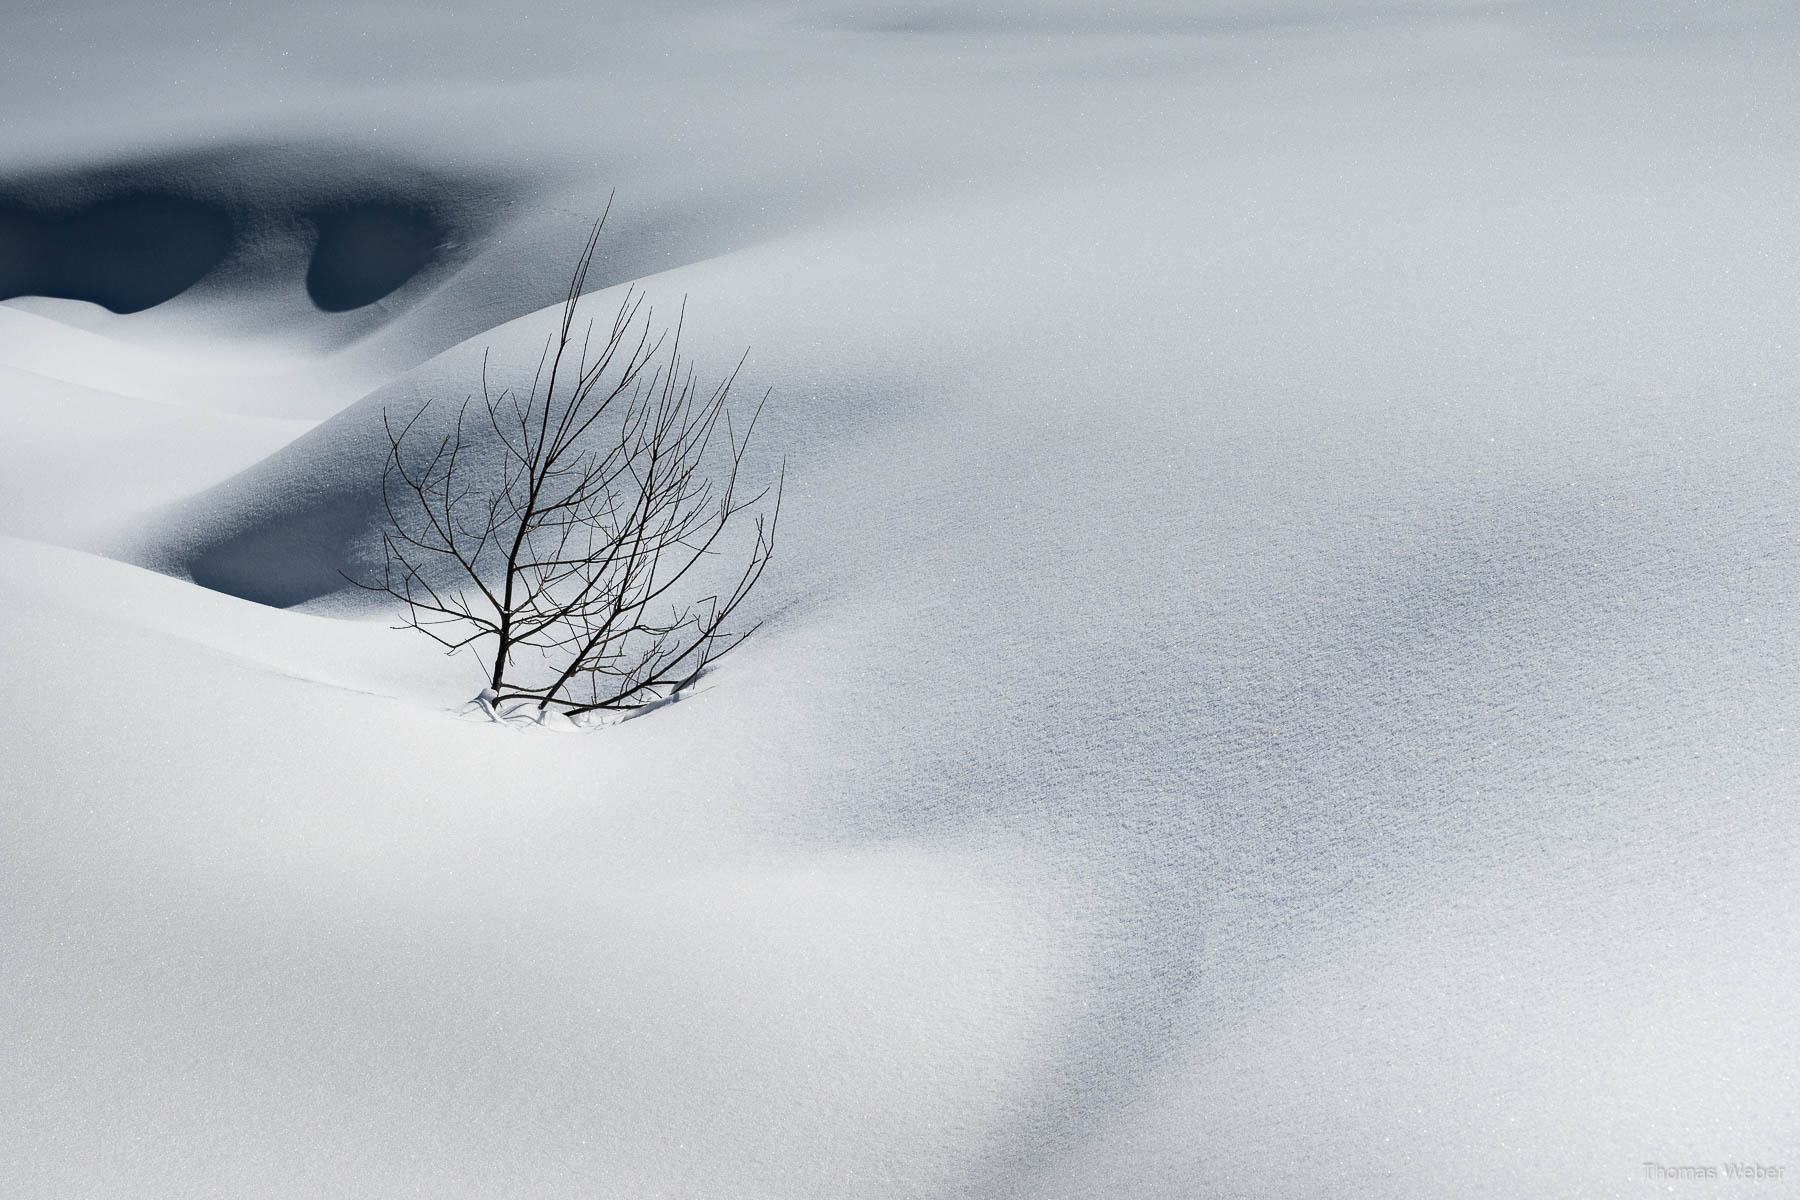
[353,209,781,718]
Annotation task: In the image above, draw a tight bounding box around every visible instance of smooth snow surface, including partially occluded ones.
[4,3,1799,1197]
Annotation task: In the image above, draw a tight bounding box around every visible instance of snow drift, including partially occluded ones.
[4,2,1799,1197]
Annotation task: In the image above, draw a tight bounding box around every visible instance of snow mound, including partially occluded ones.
[6,1,1800,1197]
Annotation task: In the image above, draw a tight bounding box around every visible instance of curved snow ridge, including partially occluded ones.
[112,289,615,609]
[0,359,309,548]
[0,536,464,706]
[113,217,865,610]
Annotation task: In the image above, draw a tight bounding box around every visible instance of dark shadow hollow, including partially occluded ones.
[185,493,374,609]
[306,202,443,312]
[0,194,235,313]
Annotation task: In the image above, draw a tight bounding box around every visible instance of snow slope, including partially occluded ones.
[5,3,1799,1197]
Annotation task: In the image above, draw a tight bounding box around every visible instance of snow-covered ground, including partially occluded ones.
[4,3,1798,1196]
